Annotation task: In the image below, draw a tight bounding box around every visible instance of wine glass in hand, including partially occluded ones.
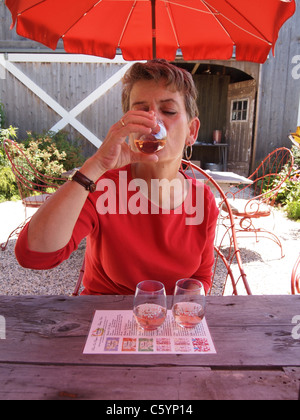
[134,119,167,154]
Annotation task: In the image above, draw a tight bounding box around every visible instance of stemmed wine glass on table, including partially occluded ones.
[172,279,206,329]
[133,280,167,331]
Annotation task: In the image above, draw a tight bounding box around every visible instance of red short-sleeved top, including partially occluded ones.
[15,165,219,295]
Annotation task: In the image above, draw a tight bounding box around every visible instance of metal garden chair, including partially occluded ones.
[1,139,65,250]
[223,147,294,258]
[181,159,251,296]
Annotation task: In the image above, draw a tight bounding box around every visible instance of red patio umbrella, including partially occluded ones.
[5,0,296,63]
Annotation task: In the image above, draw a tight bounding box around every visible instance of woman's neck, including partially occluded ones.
[132,158,181,181]
[131,160,189,210]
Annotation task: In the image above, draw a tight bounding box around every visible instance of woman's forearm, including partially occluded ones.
[27,158,105,253]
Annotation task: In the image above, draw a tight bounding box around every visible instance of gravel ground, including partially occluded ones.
[0,201,85,296]
[0,200,299,296]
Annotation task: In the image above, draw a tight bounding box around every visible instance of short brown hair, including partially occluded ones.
[122,59,199,120]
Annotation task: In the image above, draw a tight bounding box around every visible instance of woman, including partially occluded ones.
[15,59,219,295]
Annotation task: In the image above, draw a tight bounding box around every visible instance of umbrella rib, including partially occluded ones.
[163,0,180,48]
[218,14,272,45]
[117,0,137,48]
[166,1,212,14]
[61,0,104,39]
[165,0,271,45]
[201,0,271,45]
[10,0,47,28]
[222,0,273,44]
[199,0,234,40]
[15,0,47,16]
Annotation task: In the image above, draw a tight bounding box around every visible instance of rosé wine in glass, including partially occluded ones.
[134,303,167,331]
[134,119,167,154]
[172,301,205,328]
[133,280,167,331]
[172,279,206,329]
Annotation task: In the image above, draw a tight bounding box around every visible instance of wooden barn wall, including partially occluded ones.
[1,61,124,157]
[194,74,230,142]
[254,3,300,165]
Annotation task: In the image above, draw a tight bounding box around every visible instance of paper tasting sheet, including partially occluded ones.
[83,310,216,354]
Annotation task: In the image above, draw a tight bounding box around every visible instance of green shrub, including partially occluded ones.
[0,126,19,202]
[270,146,300,221]
[0,166,19,202]
[286,201,300,220]
[291,145,300,167]
[21,135,67,179]
[24,131,85,171]
[275,175,300,204]
[0,127,85,202]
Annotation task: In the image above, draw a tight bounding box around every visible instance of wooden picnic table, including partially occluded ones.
[0,294,299,400]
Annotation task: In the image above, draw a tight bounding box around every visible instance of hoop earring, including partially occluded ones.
[184,144,193,161]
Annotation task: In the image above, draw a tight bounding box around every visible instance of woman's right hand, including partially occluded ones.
[87,111,159,177]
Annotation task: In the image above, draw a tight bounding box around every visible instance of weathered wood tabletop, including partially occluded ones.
[0,295,299,400]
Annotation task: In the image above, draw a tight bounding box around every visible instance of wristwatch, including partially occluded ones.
[68,169,96,193]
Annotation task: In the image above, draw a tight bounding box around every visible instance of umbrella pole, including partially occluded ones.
[151,0,157,59]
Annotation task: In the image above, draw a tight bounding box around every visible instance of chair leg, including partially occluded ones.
[291,255,300,295]
[235,228,285,259]
[1,232,15,251]
[213,246,252,296]
[213,218,252,295]
[72,257,86,296]
[213,247,238,295]
[235,215,285,259]
[0,218,30,251]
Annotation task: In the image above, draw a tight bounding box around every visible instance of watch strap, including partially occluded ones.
[70,170,96,193]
